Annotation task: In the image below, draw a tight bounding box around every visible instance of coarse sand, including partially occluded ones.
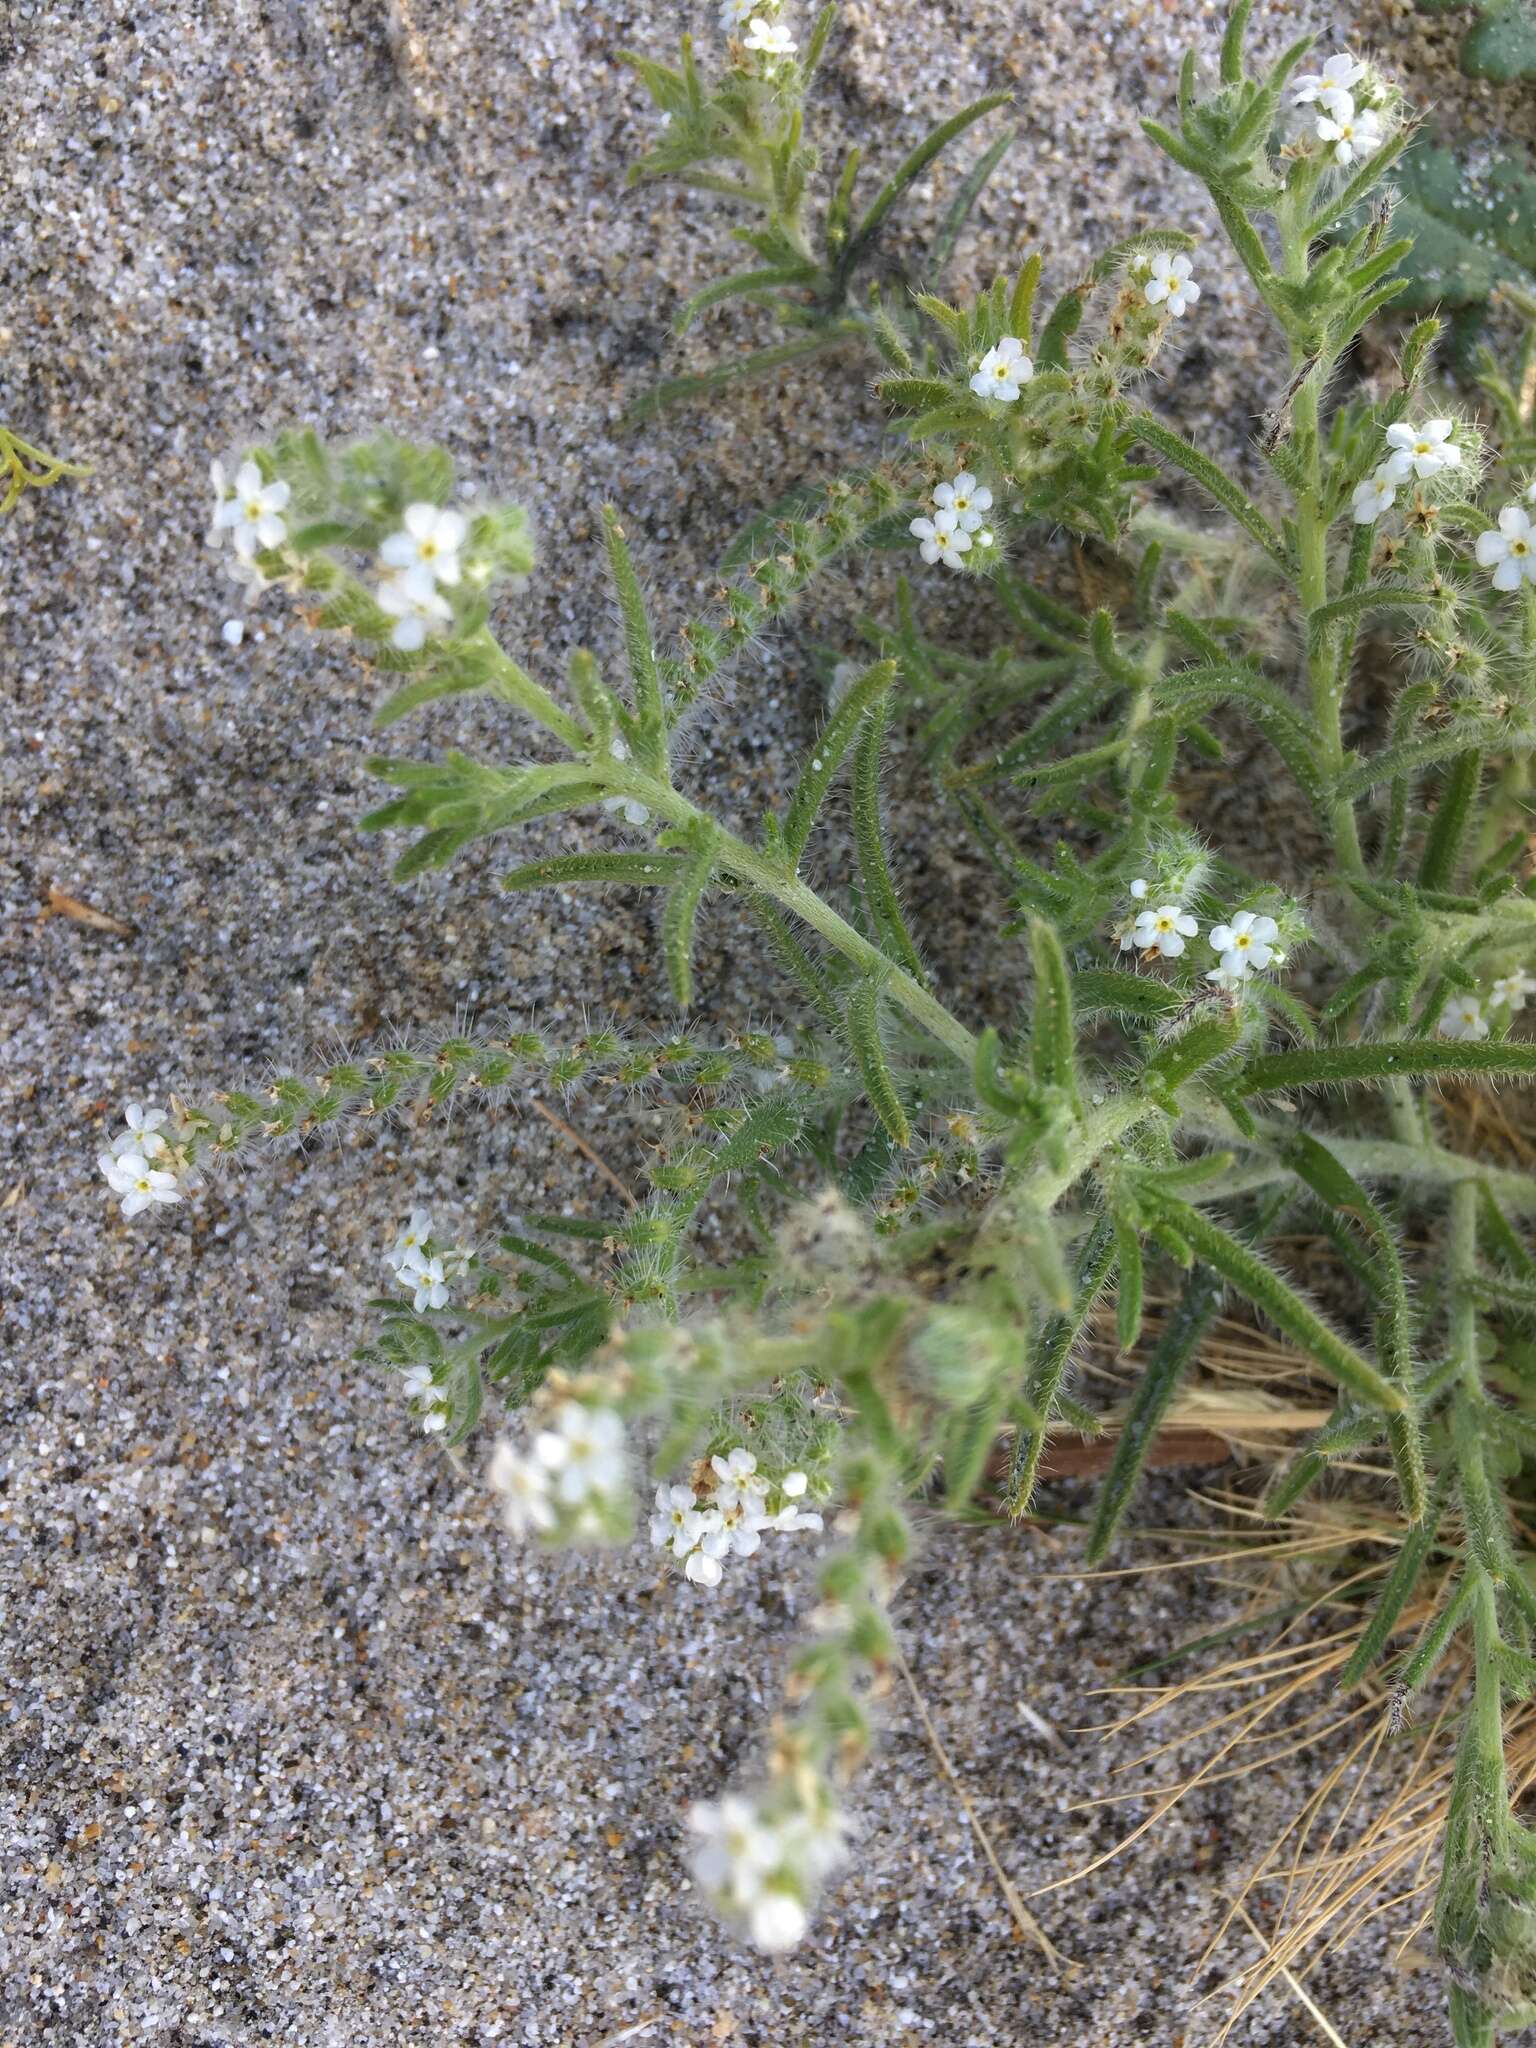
[5,2,1531,2042]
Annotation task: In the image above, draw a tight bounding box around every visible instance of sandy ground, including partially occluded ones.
[4,1,1528,2042]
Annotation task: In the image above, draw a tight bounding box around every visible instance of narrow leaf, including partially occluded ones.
[785,658,897,861]
[1139,1192,1409,1413]
[1087,1262,1225,1561]
[847,980,912,1148]
[852,700,927,980]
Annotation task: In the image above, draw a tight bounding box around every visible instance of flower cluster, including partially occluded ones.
[1476,485,1536,592]
[688,1787,846,1951]
[399,1364,451,1436]
[374,502,468,651]
[650,1448,823,1588]
[969,335,1032,403]
[1352,419,1463,525]
[1206,910,1283,991]
[1116,882,1287,990]
[208,460,291,590]
[1292,51,1385,166]
[909,470,994,571]
[97,1102,197,1219]
[383,1208,474,1313]
[1438,967,1535,1043]
[487,1399,632,1543]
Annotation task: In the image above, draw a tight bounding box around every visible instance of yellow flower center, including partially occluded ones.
[1513,540,1530,558]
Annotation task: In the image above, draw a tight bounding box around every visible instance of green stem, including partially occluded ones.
[609,766,980,1065]
[1278,200,1364,883]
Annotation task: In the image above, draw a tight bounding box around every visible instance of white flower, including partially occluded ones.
[690,1796,782,1902]
[212,460,291,558]
[1144,251,1199,318]
[1128,877,1150,901]
[1293,53,1366,113]
[713,1500,765,1556]
[487,1438,557,1538]
[1438,995,1489,1042]
[1491,967,1536,1011]
[685,1546,725,1586]
[1205,961,1252,992]
[1384,419,1462,484]
[400,1363,450,1434]
[750,1891,809,1951]
[110,1102,170,1161]
[933,471,993,533]
[969,335,1033,402]
[1352,467,1397,524]
[1476,505,1536,592]
[909,509,972,570]
[1315,100,1383,166]
[720,0,753,25]
[1131,903,1199,959]
[710,1448,770,1513]
[743,16,795,56]
[99,1150,182,1219]
[385,1207,434,1274]
[650,1483,699,1551]
[376,575,453,652]
[1208,910,1280,975]
[533,1401,627,1506]
[768,1502,825,1533]
[689,1790,844,1951]
[380,503,467,591]
[408,1254,450,1312]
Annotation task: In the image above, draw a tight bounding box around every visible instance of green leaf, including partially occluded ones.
[852,701,927,980]
[673,263,821,334]
[661,827,717,1009]
[1338,1495,1445,1689]
[1112,1207,1144,1354]
[932,127,1016,274]
[1241,1041,1536,1093]
[623,332,858,425]
[1129,413,1289,568]
[1337,721,1529,799]
[837,92,1012,281]
[877,375,964,413]
[601,506,668,767]
[1141,1005,1245,1095]
[1028,919,1080,1117]
[1070,968,1185,1023]
[1005,1217,1116,1514]
[1087,1261,1225,1562]
[784,658,897,861]
[504,852,688,892]
[846,980,912,1148]
[1418,751,1484,892]
[1137,1192,1410,1414]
